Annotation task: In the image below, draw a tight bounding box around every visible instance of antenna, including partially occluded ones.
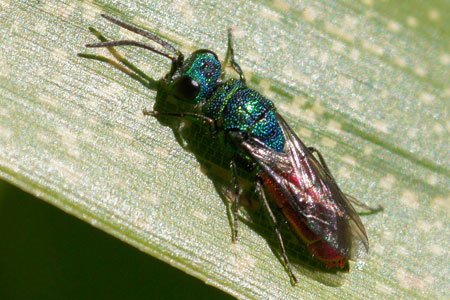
[86,14,183,63]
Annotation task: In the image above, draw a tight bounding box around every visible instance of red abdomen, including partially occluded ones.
[261,173,348,269]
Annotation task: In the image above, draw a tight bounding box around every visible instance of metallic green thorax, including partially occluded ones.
[202,78,284,152]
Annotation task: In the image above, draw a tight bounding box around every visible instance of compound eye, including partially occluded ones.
[173,76,200,101]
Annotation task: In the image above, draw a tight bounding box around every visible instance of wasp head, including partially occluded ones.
[169,49,222,104]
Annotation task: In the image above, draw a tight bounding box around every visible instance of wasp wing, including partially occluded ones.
[234,113,369,260]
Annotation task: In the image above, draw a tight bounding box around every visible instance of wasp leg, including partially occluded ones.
[307,146,334,177]
[143,109,218,134]
[223,29,246,83]
[230,159,240,242]
[256,178,298,284]
[308,146,383,214]
[344,194,384,215]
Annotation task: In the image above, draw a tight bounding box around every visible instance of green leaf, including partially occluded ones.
[1,1,448,299]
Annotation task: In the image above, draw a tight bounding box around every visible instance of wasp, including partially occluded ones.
[82,14,382,283]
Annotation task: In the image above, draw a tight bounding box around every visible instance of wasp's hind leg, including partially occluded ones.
[256,178,298,284]
[308,146,383,215]
[344,194,384,215]
[307,146,334,177]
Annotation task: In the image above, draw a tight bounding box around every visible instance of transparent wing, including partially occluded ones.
[234,113,369,260]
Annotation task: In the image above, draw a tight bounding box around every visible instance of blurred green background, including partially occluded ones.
[0,179,233,300]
